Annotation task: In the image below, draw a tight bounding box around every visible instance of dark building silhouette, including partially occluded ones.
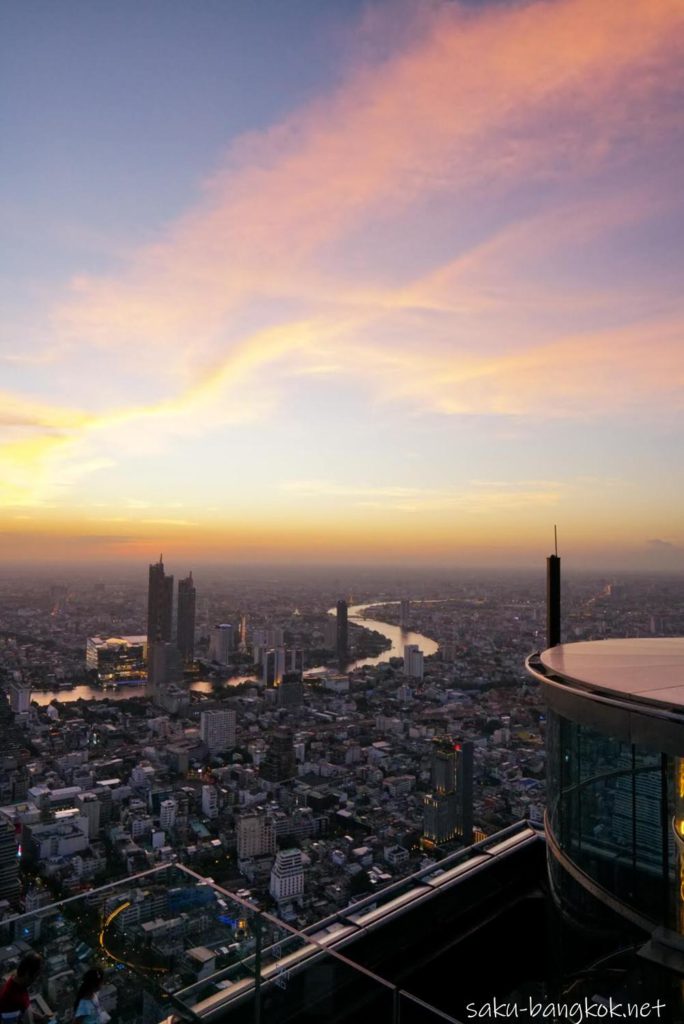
[431,741,456,794]
[546,552,561,647]
[455,739,474,846]
[278,671,304,708]
[336,599,348,666]
[177,571,196,663]
[263,647,285,687]
[0,816,20,907]
[147,555,173,644]
[261,729,297,782]
[147,640,182,698]
[423,738,474,846]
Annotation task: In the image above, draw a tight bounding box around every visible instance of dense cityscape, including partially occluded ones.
[1,561,683,1021]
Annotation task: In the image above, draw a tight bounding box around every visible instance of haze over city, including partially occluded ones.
[2,0,683,568]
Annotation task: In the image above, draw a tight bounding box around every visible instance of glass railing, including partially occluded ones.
[3,861,465,1024]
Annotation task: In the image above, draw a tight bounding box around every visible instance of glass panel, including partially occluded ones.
[548,713,671,927]
[257,941,396,1024]
[7,863,475,1024]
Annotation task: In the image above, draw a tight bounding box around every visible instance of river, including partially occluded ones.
[30,601,438,705]
[343,601,439,669]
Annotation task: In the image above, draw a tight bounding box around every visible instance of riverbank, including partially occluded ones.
[30,601,438,705]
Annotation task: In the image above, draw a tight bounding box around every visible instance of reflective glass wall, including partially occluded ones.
[546,710,677,929]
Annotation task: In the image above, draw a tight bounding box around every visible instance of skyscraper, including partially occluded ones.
[177,571,196,663]
[147,641,182,698]
[400,599,410,629]
[404,644,424,680]
[147,555,173,644]
[336,599,348,666]
[455,740,474,846]
[431,741,457,794]
[209,624,234,664]
[423,792,458,845]
[423,738,474,846]
[263,647,286,687]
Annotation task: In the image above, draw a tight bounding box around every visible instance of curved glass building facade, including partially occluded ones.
[526,638,684,936]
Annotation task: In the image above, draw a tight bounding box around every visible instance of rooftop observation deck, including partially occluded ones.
[538,638,684,709]
[527,638,684,755]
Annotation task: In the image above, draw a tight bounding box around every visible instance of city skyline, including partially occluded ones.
[2,0,683,569]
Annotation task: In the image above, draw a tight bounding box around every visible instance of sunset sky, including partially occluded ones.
[1,0,683,568]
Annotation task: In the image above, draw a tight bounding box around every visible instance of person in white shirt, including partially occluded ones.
[73,970,105,1024]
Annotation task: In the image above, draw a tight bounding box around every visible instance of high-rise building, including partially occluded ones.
[422,738,473,846]
[263,647,286,687]
[177,572,196,663]
[278,672,304,708]
[201,785,219,819]
[200,709,237,754]
[404,644,424,680]
[237,812,276,859]
[423,791,458,845]
[399,599,410,629]
[431,741,456,794]
[270,848,304,903]
[147,641,183,698]
[261,729,297,782]
[0,816,20,908]
[455,740,474,846]
[8,679,31,716]
[159,799,177,831]
[209,624,234,665]
[336,599,348,666]
[147,556,173,644]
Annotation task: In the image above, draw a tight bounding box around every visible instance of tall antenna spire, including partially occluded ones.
[546,529,561,648]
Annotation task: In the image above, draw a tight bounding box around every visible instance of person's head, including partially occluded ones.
[15,952,42,989]
[76,969,104,1004]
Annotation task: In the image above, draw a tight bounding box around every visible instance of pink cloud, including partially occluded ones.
[55,0,683,356]
[3,0,679,512]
